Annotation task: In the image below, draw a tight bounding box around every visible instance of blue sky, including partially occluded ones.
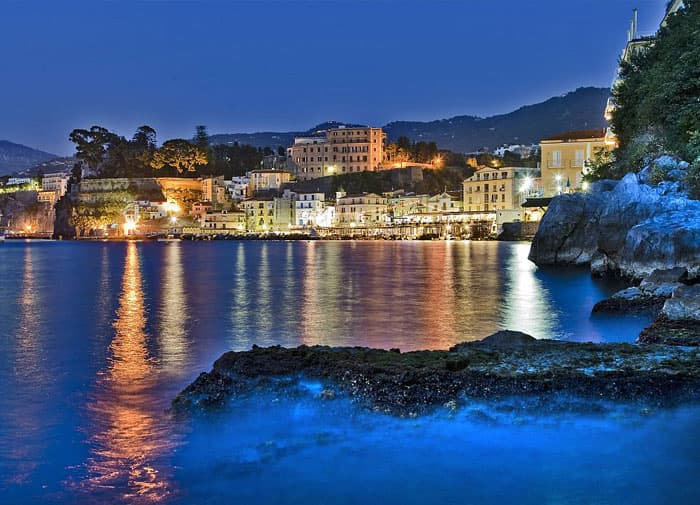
[0,0,668,155]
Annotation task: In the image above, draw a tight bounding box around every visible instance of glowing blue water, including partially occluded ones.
[0,240,695,504]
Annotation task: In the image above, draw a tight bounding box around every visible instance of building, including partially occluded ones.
[288,126,386,181]
[190,201,213,219]
[241,197,275,232]
[224,176,250,201]
[539,130,607,196]
[294,192,326,227]
[200,210,246,233]
[201,176,227,205]
[389,194,429,221]
[41,172,70,197]
[463,166,541,213]
[248,170,293,194]
[335,193,389,227]
[7,177,33,186]
[427,192,462,213]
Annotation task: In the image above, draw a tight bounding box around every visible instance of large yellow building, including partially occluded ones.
[288,126,386,181]
[539,129,608,196]
[463,166,541,213]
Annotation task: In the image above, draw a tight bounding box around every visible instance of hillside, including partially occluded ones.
[208,87,609,153]
[0,140,58,175]
[385,87,610,152]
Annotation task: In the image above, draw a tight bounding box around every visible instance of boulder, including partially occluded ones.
[529,159,700,281]
[639,268,687,297]
[592,287,665,314]
[662,285,700,321]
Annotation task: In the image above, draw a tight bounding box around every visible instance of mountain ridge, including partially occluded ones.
[209,87,609,153]
[0,140,58,176]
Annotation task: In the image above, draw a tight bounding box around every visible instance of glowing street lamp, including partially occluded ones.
[519,176,533,193]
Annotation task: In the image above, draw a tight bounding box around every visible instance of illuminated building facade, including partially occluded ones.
[288,126,386,181]
[463,166,541,212]
[539,130,607,196]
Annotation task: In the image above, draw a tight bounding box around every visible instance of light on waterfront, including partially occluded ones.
[519,176,533,193]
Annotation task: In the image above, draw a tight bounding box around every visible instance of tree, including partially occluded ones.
[151,139,207,174]
[68,126,117,173]
[611,0,700,176]
[277,146,287,157]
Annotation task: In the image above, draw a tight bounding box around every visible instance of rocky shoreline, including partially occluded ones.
[173,331,700,417]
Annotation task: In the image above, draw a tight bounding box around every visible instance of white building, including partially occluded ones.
[224,176,250,201]
[294,192,326,227]
[41,172,70,197]
[7,177,33,186]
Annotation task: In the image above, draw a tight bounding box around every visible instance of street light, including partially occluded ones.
[519,176,533,193]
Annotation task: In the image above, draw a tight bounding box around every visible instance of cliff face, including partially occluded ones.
[529,164,700,281]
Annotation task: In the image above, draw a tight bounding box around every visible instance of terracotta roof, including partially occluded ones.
[540,129,606,142]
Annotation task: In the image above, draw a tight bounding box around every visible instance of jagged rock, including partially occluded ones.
[662,285,700,321]
[466,330,537,349]
[173,332,700,417]
[639,268,687,297]
[592,287,665,313]
[638,315,700,346]
[529,160,700,280]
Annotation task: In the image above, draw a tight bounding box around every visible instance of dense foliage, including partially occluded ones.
[610,1,700,190]
[68,125,271,179]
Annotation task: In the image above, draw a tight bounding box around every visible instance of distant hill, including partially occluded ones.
[208,87,609,153]
[208,121,365,151]
[0,140,58,175]
[384,87,610,152]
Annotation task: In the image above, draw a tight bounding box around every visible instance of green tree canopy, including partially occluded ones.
[151,139,207,174]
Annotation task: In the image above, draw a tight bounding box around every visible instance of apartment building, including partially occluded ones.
[288,126,386,181]
[200,210,246,233]
[335,193,388,226]
[539,130,607,196]
[241,197,275,232]
[463,166,541,212]
[249,170,293,194]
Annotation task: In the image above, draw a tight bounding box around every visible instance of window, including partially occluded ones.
[551,150,562,168]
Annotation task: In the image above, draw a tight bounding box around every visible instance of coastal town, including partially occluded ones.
[0,2,688,243]
[0,125,614,241]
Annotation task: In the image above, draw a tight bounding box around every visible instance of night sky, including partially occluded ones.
[1,0,668,155]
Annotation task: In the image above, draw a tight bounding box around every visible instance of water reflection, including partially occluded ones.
[158,243,190,374]
[83,242,176,503]
[501,244,558,339]
[4,246,45,485]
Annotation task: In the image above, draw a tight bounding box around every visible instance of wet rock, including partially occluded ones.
[639,268,687,297]
[469,330,537,349]
[662,285,700,321]
[173,331,700,417]
[592,287,665,313]
[638,315,700,346]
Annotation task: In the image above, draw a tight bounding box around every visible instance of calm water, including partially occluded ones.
[0,240,697,504]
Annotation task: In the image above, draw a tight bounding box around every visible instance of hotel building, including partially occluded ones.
[288,126,386,181]
[463,166,542,212]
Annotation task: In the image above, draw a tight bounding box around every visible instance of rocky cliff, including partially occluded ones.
[529,158,700,281]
